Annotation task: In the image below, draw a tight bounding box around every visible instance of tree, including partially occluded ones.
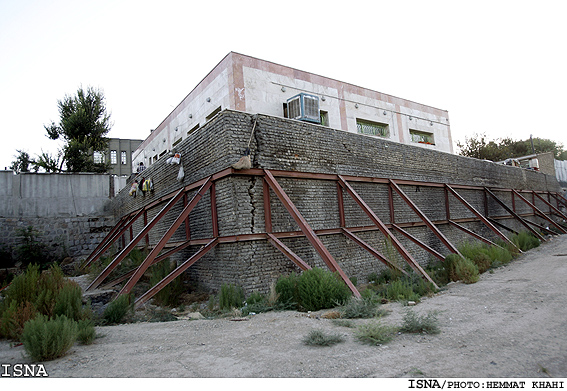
[34,150,61,173]
[10,150,35,173]
[45,86,112,172]
[457,133,566,161]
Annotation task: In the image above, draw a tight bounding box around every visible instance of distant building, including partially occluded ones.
[93,138,143,176]
[132,52,453,168]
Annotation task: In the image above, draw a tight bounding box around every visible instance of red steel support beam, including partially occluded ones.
[448,220,502,248]
[264,170,360,297]
[211,181,219,237]
[341,228,408,275]
[264,178,273,233]
[135,238,219,307]
[389,179,461,255]
[445,185,518,250]
[512,190,567,234]
[143,210,149,246]
[532,191,567,222]
[337,182,346,228]
[391,224,446,261]
[81,214,130,269]
[267,233,311,271]
[183,192,191,240]
[86,188,186,291]
[337,175,438,289]
[388,182,395,224]
[484,188,546,241]
[119,178,213,296]
[83,209,146,270]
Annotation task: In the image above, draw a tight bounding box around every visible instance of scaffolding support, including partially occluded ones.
[83,166,563,305]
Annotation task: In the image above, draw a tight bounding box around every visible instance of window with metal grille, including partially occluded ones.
[93,151,104,164]
[410,130,435,145]
[356,119,389,138]
[121,151,127,165]
[110,150,117,165]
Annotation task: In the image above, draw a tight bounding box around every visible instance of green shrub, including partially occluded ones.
[355,320,397,345]
[149,260,184,307]
[340,296,385,319]
[458,241,493,273]
[275,272,300,308]
[103,294,133,325]
[219,283,245,310]
[485,245,513,265]
[53,282,84,321]
[511,231,540,252]
[302,329,344,346]
[21,315,77,362]
[76,319,96,345]
[399,309,440,334]
[0,264,92,340]
[0,300,38,340]
[443,254,479,284]
[297,268,351,311]
[368,267,403,285]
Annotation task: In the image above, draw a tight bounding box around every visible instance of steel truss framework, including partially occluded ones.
[82,168,567,307]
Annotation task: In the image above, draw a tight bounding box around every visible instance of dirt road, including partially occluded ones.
[1,235,567,378]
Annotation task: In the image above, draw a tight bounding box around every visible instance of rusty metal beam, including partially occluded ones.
[101,241,196,289]
[389,179,461,255]
[119,177,213,296]
[391,224,446,261]
[263,178,273,233]
[484,188,546,241]
[86,188,186,291]
[446,185,518,250]
[82,208,147,270]
[337,182,346,228]
[341,228,408,275]
[264,170,360,297]
[512,190,567,234]
[81,214,130,269]
[135,238,219,307]
[523,219,558,236]
[337,175,438,289]
[486,218,520,236]
[267,233,311,271]
[533,192,567,220]
[448,220,502,248]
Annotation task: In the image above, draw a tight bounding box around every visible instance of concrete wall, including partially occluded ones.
[0,172,115,260]
[113,110,563,295]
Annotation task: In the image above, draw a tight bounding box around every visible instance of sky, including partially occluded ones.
[1,0,566,170]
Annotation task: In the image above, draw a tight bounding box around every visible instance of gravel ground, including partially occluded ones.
[1,235,567,379]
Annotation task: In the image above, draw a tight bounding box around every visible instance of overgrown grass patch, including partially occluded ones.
[399,309,440,334]
[355,320,397,345]
[302,329,344,346]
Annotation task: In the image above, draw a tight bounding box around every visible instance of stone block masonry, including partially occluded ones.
[0,172,115,261]
[111,110,563,295]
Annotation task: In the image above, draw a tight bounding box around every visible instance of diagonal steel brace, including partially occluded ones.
[119,177,213,296]
[264,170,360,297]
[338,175,438,289]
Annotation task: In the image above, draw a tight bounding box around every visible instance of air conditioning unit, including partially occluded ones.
[286,93,320,123]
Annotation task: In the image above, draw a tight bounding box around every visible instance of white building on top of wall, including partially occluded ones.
[132,52,453,168]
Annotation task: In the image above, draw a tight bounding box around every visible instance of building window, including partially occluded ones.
[187,124,200,136]
[320,111,329,127]
[93,151,104,164]
[356,119,389,138]
[205,106,222,122]
[410,130,435,145]
[110,150,117,164]
[121,151,127,165]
